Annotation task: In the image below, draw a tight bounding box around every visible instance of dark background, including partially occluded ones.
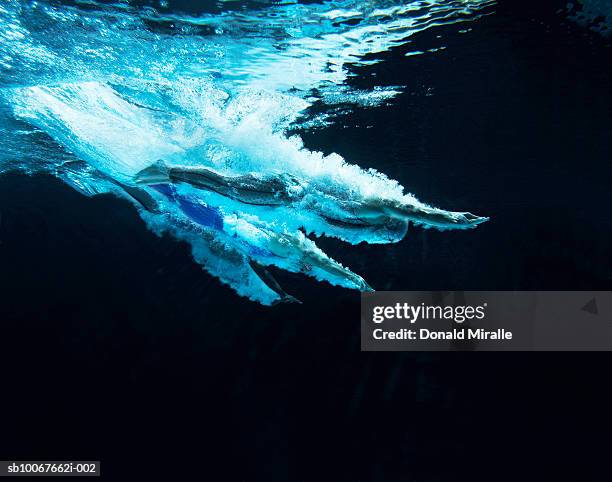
[1,1,611,480]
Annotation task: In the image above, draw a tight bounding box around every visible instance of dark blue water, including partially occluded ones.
[1,1,611,480]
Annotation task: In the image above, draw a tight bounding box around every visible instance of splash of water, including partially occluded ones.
[0,0,493,304]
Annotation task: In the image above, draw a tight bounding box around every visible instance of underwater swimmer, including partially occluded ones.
[148,183,372,293]
[134,161,488,230]
[110,180,301,304]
